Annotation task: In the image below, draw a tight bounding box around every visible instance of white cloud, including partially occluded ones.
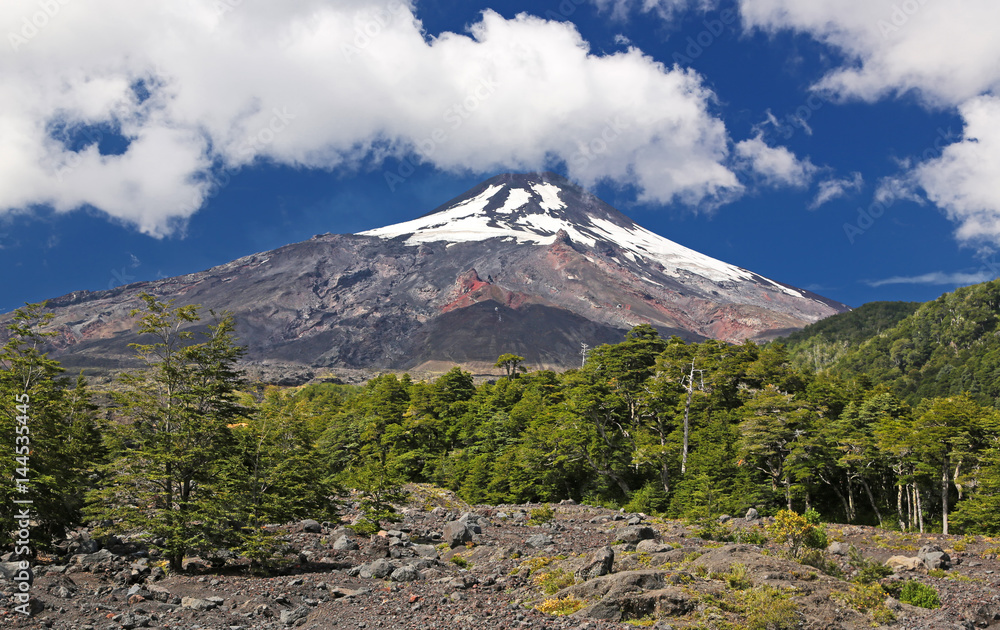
[0,0,795,236]
[913,96,1000,247]
[738,0,1000,107]
[734,135,816,188]
[809,172,863,210]
[737,0,1000,246]
[593,0,718,22]
[866,270,994,288]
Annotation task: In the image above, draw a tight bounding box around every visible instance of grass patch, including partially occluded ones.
[798,549,844,578]
[535,595,586,616]
[833,583,895,625]
[450,555,469,568]
[898,580,941,609]
[528,504,555,526]
[534,568,577,595]
[692,585,799,630]
[847,546,893,584]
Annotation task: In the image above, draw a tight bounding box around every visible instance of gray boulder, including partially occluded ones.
[918,544,951,570]
[525,534,553,549]
[577,546,614,579]
[616,526,656,544]
[827,541,847,556]
[745,508,759,521]
[300,519,322,533]
[636,539,670,554]
[442,521,472,548]
[411,544,440,559]
[0,562,33,585]
[390,565,420,582]
[361,558,395,579]
[333,536,359,551]
[280,605,310,626]
[180,596,217,611]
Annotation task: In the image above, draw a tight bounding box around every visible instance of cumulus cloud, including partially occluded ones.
[866,270,995,288]
[912,96,1000,247]
[0,0,794,236]
[738,0,1000,107]
[809,172,863,210]
[738,0,1000,246]
[734,135,816,188]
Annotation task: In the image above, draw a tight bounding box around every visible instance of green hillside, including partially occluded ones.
[785,281,1000,408]
[780,301,920,373]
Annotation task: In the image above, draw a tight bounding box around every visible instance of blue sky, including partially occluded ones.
[3,0,1000,314]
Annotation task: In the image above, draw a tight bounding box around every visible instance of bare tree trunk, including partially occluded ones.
[908,483,915,530]
[682,363,694,475]
[942,455,950,536]
[955,461,963,500]
[847,478,856,522]
[897,483,906,531]
[916,486,925,534]
[784,475,792,511]
[859,477,883,527]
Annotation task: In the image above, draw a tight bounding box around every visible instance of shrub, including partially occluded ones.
[725,562,752,590]
[696,518,733,542]
[729,585,799,630]
[733,527,769,545]
[536,595,586,616]
[834,583,895,624]
[768,510,824,557]
[450,554,469,568]
[899,580,941,609]
[847,546,893,584]
[624,481,670,515]
[534,568,576,595]
[798,549,843,578]
[528,504,555,526]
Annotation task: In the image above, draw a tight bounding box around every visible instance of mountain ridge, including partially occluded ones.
[4,172,850,382]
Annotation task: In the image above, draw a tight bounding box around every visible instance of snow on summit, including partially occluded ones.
[360,174,805,296]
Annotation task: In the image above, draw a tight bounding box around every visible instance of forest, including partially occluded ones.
[4,281,1000,568]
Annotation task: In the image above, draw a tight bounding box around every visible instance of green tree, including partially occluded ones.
[0,304,104,549]
[87,295,247,570]
[218,388,339,568]
[331,374,411,533]
[495,353,527,379]
[738,385,818,511]
[910,395,995,534]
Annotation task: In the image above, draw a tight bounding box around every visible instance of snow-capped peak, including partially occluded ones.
[359,173,805,296]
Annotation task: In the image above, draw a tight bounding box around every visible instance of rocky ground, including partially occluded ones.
[2,489,1000,630]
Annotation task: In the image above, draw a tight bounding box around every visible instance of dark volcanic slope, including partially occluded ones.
[9,173,849,378]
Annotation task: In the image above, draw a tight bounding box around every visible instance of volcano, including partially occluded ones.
[13,173,849,381]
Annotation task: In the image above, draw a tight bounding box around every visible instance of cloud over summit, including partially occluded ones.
[0,0,802,236]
